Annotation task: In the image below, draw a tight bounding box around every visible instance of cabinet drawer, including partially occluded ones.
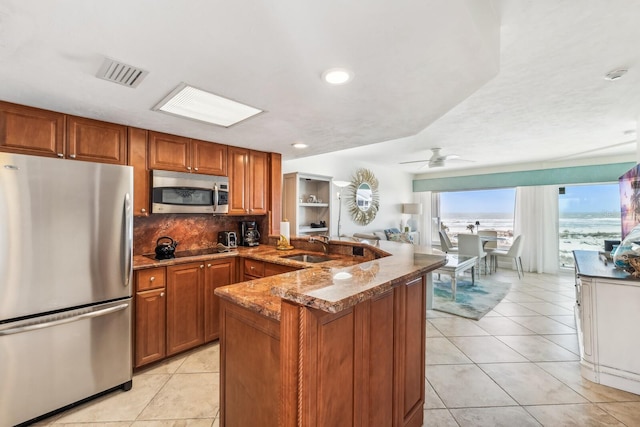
[244,259,265,278]
[136,267,166,291]
[265,262,298,277]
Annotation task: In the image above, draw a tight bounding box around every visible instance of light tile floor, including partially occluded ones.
[31,270,640,426]
[424,269,640,426]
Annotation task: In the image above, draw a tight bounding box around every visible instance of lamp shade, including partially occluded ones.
[402,203,422,215]
[333,180,351,188]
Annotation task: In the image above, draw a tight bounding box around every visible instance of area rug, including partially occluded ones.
[432,276,511,320]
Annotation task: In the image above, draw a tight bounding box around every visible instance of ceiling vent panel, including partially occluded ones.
[96,58,148,88]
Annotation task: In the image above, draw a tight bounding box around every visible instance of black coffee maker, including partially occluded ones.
[239,221,260,246]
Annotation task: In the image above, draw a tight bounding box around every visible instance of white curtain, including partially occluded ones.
[514,185,559,274]
[418,191,432,246]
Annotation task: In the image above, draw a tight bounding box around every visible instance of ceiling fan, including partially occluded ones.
[399,148,472,169]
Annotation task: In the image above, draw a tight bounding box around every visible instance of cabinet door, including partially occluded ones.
[579,278,593,360]
[0,101,65,157]
[395,275,426,427]
[166,262,204,355]
[192,139,227,176]
[595,279,640,375]
[128,127,150,216]
[228,146,249,214]
[204,259,235,342]
[66,116,127,164]
[135,288,166,367]
[149,131,191,173]
[249,150,268,214]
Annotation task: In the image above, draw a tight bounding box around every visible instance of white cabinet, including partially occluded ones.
[283,172,332,236]
[574,251,640,395]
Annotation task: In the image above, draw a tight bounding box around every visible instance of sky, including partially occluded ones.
[441,184,621,215]
[441,188,515,214]
[559,184,620,214]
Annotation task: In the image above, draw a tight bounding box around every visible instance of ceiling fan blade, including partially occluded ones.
[399,159,430,165]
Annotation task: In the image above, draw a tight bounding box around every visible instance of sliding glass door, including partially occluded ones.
[558,183,621,268]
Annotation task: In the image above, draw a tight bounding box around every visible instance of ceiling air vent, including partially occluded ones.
[96,58,148,88]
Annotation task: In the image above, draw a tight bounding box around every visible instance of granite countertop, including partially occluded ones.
[574,249,640,281]
[134,238,447,321]
[220,239,445,320]
[133,243,364,270]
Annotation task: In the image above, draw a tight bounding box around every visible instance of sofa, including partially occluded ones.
[352,228,414,244]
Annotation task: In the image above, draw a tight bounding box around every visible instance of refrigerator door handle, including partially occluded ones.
[124,192,133,288]
[0,303,130,336]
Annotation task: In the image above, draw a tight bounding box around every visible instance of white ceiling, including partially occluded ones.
[1,1,639,176]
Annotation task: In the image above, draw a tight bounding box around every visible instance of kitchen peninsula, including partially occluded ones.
[574,250,640,395]
[214,239,446,427]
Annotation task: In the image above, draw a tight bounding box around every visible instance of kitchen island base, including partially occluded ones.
[574,250,640,396]
[219,274,427,427]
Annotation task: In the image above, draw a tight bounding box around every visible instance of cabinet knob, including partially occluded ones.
[194,167,199,171]
[57,153,64,158]
[187,166,192,171]
[207,263,212,268]
[69,154,77,159]
[200,264,204,268]
[250,266,255,270]
[141,208,147,213]
[160,292,165,297]
[150,276,155,281]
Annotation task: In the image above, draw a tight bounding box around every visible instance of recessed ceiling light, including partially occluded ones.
[322,68,352,85]
[153,83,262,127]
[604,69,628,81]
[292,142,308,149]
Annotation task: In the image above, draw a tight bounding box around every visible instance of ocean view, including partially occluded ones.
[559,213,621,267]
[440,212,622,268]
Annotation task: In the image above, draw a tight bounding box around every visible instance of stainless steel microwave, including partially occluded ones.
[151,170,229,214]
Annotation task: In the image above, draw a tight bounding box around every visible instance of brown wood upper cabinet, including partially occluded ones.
[0,101,65,157]
[228,147,268,215]
[128,128,150,216]
[0,102,127,165]
[148,131,227,176]
[66,116,127,164]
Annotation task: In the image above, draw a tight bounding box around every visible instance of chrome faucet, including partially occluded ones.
[309,235,330,254]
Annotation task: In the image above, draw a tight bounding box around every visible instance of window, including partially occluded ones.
[559,183,621,268]
[436,188,515,247]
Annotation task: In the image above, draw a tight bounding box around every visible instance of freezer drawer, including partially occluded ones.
[0,299,133,426]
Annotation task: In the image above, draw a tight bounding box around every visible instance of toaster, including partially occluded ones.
[218,231,238,248]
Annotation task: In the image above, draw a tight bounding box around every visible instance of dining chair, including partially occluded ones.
[492,235,525,279]
[477,230,498,273]
[457,233,487,276]
[439,230,458,253]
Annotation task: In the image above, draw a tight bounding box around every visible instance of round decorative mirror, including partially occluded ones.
[344,168,379,225]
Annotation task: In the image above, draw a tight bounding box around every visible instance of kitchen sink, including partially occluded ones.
[280,253,332,263]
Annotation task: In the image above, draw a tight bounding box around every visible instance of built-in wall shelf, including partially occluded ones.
[283,172,333,236]
[299,203,329,208]
[299,226,329,233]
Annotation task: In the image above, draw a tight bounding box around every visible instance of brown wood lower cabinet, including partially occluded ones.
[166,262,205,356]
[219,274,427,427]
[134,268,166,367]
[204,258,235,342]
[134,258,236,368]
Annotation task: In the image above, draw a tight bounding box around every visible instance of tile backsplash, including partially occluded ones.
[134,214,269,255]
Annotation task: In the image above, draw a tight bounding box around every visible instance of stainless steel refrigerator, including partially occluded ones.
[0,153,133,426]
